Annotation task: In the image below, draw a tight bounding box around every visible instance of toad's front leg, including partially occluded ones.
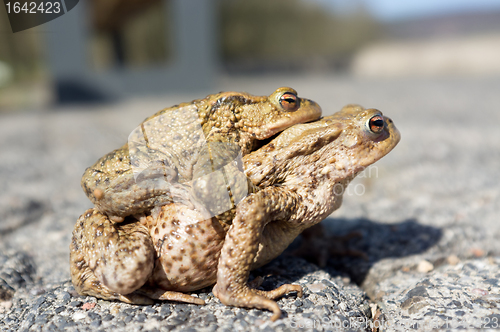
[213,187,303,321]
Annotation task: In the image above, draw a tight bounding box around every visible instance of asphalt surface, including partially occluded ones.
[1,75,499,331]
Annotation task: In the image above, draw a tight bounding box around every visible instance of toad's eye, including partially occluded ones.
[368,115,385,133]
[279,93,299,111]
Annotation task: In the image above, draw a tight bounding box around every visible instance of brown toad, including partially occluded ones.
[70,104,400,320]
[81,87,322,222]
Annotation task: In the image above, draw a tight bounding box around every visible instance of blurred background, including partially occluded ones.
[1,0,500,109]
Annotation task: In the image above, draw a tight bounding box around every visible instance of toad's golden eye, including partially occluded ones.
[368,115,385,134]
[279,93,299,111]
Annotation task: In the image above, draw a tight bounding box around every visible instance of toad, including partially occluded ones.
[81,87,322,222]
[70,104,400,320]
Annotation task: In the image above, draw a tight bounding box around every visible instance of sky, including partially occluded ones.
[314,0,500,21]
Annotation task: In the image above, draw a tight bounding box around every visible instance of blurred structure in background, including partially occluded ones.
[352,11,500,77]
[0,5,48,109]
[219,0,379,73]
[46,0,217,103]
[89,0,169,70]
[1,0,500,110]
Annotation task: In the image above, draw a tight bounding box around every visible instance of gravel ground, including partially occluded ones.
[1,75,499,331]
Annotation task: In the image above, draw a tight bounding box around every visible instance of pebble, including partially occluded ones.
[447,255,460,265]
[82,302,96,310]
[471,248,485,257]
[102,314,114,321]
[0,301,13,312]
[308,282,327,293]
[72,312,86,321]
[69,301,82,308]
[110,304,120,315]
[87,312,100,321]
[417,260,434,273]
[471,288,489,296]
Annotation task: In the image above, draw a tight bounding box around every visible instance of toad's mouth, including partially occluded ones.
[255,115,324,151]
[253,131,282,151]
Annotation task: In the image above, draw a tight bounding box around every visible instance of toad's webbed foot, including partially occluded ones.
[214,283,302,321]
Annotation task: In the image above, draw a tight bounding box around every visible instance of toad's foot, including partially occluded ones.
[214,283,302,321]
[82,162,179,223]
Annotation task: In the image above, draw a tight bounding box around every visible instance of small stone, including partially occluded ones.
[68,289,80,297]
[102,314,114,321]
[30,287,46,296]
[406,286,429,298]
[308,283,327,293]
[417,260,434,273]
[72,312,86,321]
[54,317,70,328]
[0,300,13,312]
[321,279,336,288]
[144,306,157,314]
[166,317,185,326]
[135,313,147,322]
[447,255,460,265]
[159,306,171,319]
[471,248,485,257]
[69,300,83,307]
[123,308,136,315]
[302,299,314,309]
[88,312,100,320]
[110,304,120,315]
[471,288,488,296]
[82,302,96,310]
[54,306,65,314]
[401,296,425,309]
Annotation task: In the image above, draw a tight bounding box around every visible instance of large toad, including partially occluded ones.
[71,104,400,320]
[81,87,322,222]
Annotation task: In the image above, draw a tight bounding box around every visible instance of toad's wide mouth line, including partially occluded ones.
[253,131,281,151]
[255,116,325,151]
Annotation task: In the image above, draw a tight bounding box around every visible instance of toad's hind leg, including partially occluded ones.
[213,187,303,321]
[70,209,155,304]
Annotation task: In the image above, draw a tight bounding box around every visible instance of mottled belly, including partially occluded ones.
[146,204,226,292]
